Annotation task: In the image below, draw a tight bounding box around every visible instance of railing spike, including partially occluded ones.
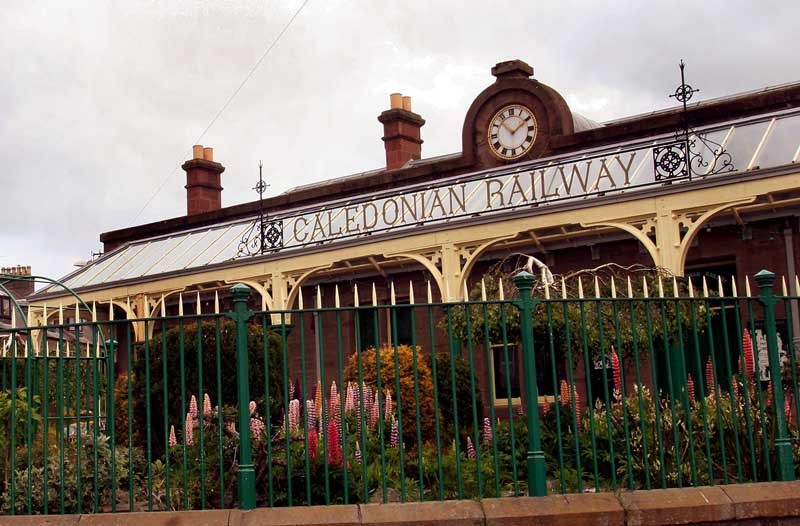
[745,276,752,297]
[499,279,505,301]
[354,284,360,308]
[160,294,166,317]
[178,293,184,316]
[561,276,567,299]
[657,276,665,298]
[795,275,800,297]
[109,300,115,321]
[298,287,304,310]
[718,275,725,298]
[409,281,415,304]
[781,276,788,296]
[672,276,680,298]
[316,285,322,309]
[578,277,585,299]
[426,281,433,304]
[594,276,600,299]
[481,279,487,302]
[688,278,695,298]
[702,276,709,298]
[463,280,469,302]
[390,282,396,306]
[73,302,78,325]
[642,276,650,298]
[335,285,341,308]
[198,291,203,315]
[92,301,98,322]
[372,283,378,307]
[610,276,616,299]
[731,275,738,297]
[627,276,633,298]
[214,291,220,314]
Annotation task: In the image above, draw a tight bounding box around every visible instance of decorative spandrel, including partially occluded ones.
[237,162,284,258]
[653,60,734,182]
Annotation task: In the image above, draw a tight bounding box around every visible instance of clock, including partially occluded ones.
[487,104,537,160]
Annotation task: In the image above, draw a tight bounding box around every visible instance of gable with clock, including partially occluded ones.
[461,60,576,167]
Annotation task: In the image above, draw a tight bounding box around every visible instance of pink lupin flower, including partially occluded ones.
[308,427,318,460]
[203,393,212,417]
[168,425,177,447]
[289,381,295,402]
[574,390,582,431]
[687,375,696,403]
[250,416,265,438]
[289,399,300,432]
[185,412,194,446]
[306,400,317,431]
[249,400,257,416]
[560,380,571,406]
[706,359,715,399]
[466,436,476,460]
[384,390,393,422]
[370,392,380,431]
[189,395,199,421]
[610,348,622,396]
[767,381,774,407]
[327,419,342,466]
[354,440,362,464]
[389,417,399,448]
[330,381,338,407]
[743,330,755,380]
[314,382,323,425]
[345,383,355,414]
[482,417,493,447]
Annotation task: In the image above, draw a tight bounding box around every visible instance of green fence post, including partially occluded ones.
[231,283,257,509]
[512,271,547,496]
[754,269,795,481]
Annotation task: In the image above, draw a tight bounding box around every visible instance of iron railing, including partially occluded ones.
[0,269,799,514]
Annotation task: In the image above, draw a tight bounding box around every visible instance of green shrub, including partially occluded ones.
[425,352,483,440]
[127,319,283,454]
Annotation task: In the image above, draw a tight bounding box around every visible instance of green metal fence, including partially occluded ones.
[1,268,799,515]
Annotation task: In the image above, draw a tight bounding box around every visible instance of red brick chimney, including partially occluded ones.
[377,93,425,170]
[182,145,225,216]
[1,265,34,299]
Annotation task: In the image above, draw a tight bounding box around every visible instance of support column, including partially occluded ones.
[440,243,463,302]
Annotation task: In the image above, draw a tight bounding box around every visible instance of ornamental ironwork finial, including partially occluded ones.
[237,161,284,258]
[653,60,734,181]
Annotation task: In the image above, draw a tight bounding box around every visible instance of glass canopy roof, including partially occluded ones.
[47,108,800,293]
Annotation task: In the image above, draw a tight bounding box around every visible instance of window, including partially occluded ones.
[490,343,521,404]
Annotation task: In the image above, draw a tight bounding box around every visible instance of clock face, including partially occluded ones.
[487,104,537,160]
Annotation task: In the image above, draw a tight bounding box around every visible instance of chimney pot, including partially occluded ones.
[378,95,425,171]
[182,147,225,216]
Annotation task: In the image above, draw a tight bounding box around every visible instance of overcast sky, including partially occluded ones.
[1,0,798,285]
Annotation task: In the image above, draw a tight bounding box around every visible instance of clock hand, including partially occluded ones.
[511,119,527,133]
[501,121,514,132]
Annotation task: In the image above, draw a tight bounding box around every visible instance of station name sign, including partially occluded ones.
[258,141,676,252]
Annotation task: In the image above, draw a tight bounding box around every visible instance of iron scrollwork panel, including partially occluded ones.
[653,141,688,181]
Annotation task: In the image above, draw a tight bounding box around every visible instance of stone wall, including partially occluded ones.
[5,481,800,526]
